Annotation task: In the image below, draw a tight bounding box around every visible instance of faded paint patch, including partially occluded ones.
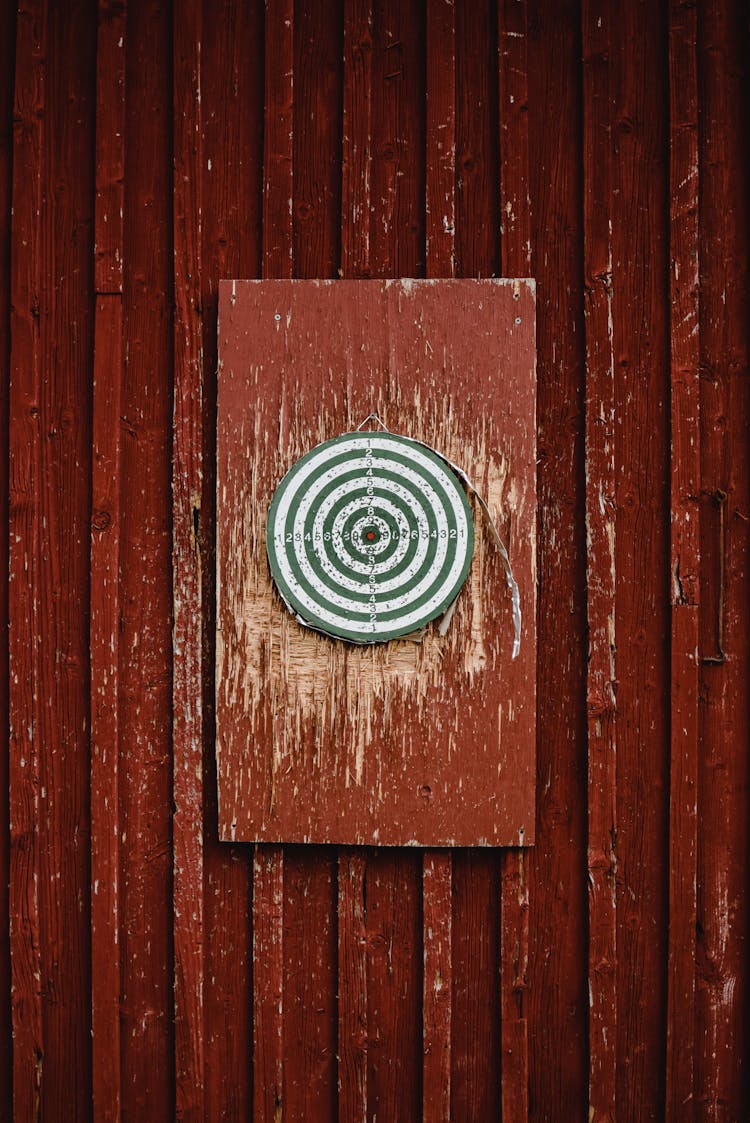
[219,392,518,775]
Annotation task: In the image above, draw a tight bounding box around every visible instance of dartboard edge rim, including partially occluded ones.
[266,431,475,643]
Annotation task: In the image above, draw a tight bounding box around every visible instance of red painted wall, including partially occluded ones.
[1,1,749,1119]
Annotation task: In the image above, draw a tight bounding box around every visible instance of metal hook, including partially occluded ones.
[355,412,390,432]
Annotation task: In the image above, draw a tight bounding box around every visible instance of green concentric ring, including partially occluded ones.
[266,431,474,643]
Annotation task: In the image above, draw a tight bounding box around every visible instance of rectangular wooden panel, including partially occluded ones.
[216,277,536,846]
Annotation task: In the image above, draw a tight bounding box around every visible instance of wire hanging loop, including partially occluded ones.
[355,412,390,432]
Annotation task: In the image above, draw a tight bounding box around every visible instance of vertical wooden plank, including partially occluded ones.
[39,12,96,1109]
[423,5,455,1120]
[451,852,502,1120]
[666,2,699,1119]
[293,0,343,279]
[341,0,373,278]
[525,0,589,1116]
[498,0,531,275]
[283,7,342,1119]
[696,3,750,1119]
[362,7,424,1120]
[0,2,17,1114]
[450,5,504,1118]
[455,0,499,280]
[253,848,285,1123]
[422,853,452,1123]
[173,0,205,1117]
[610,2,670,1116]
[256,2,293,1118]
[94,1,125,296]
[425,0,455,277]
[119,0,174,1114]
[365,851,423,1123]
[263,0,294,279]
[201,2,264,1116]
[11,3,96,1118]
[90,3,126,1119]
[498,3,532,1119]
[8,3,46,1116]
[337,852,368,1123]
[339,4,373,1119]
[368,0,426,278]
[581,2,616,1120]
[282,849,337,1121]
[90,298,124,1123]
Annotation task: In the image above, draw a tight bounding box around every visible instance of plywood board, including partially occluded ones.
[216,279,536,845]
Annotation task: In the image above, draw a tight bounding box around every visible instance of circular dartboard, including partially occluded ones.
[266,431,475,643]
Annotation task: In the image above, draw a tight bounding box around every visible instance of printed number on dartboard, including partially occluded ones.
[266,431,475,644]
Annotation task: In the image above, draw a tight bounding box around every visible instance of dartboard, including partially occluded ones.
[266,431,475,643]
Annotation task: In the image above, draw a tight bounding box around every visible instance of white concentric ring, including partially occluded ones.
[266,433,474,642]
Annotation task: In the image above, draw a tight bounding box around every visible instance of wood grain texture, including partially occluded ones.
[1,5,750,1120]
[423,9,455,1116]
[498,0,531,276]
[119,1,174,1114]
[611,2,670,1115]
[286,10,341,1116]
[696,2,750,1118]
[455,0,499,280]
[422,852,452,1123]
[172,0,206,1115]
[0,1,17,1114]
[254,3,295,1117]
[341,0,373,278]
[581,2,617,1119]
[337,851,368,1122]
[666,2,700,1118]
[253,847,284,1122]
[216,278,537,846]
[90,4,126,1119]
[10,4,95,1119]
[525,0,589,1113]
[200,2,264,1114]
[498,3,532,1118]
[281,850,337,1121]
[293,0,343,280]
[9,6,48,1111]
[365,851,422,1123]
[425,0,456,279]
[369,0,425,278]
[451,850,502,1121]
[338,14,372,1122]
[263,0,294,279]
[90,294,125,1123]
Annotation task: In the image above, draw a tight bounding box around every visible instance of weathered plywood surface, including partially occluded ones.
[216,278,536,846]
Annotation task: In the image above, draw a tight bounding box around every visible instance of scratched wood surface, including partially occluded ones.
[582,1,617,1118]
[0,3,16,1117]
[90,3,126,1120]
[2,1,750,1120]
[216,278,537,846]
[695,2,750,1117]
